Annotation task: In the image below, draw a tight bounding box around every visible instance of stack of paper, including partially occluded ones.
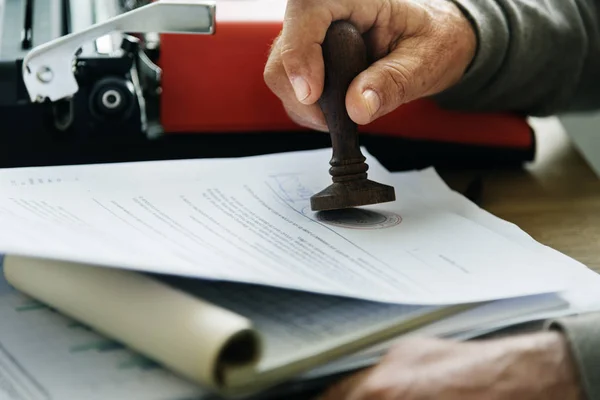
[300,167,600,385]
[0,148,598,400]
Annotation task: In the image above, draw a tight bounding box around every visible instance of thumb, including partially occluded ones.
[346,37,449,125]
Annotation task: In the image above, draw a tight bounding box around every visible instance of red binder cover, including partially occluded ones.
[156,0,533,152]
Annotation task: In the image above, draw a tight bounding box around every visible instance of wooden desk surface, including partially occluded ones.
[440,117,600,272]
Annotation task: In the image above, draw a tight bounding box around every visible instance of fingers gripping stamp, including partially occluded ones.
[310,21,396,212]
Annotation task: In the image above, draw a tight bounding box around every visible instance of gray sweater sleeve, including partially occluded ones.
[434,0,600,116]
[430,2,600,396]
[545,313,600,400]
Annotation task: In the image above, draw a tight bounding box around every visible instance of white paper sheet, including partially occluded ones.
[0,150,578,305]
[0,148,378,191]
[404,168,600,314]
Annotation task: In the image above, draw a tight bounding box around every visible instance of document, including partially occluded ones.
[299,168,600,379]
[0,149,577,305]
[0,148,368,191]
[1,164,599,400]
[403,168,600,314]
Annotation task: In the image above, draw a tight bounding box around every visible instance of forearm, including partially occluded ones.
[546,312,600,400]
[434,0,600,116]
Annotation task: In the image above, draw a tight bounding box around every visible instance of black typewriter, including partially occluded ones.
[0,0,217,167]
[0,0,340,169]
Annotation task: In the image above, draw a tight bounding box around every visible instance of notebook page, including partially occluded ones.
[0,163,576,304]
[158,277,439,370]
[0,265,209,400]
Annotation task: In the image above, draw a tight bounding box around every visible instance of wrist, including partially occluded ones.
[444,0,478,77]
[508,332,583,400]
[417,0,477,88]
[431,0,510,109]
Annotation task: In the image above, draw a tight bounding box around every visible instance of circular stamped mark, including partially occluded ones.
[314,208,402,230]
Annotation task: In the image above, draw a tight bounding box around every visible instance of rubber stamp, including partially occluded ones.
[310,21,396,212]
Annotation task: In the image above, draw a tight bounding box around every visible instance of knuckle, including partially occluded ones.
[279,41,320,63]
[268,30,282,55]
[379,59,411,102]
[359,377,397,400]
[278,44,306,74]
[284,0,320,19]
[279,42,322,82]
[263,38,284,90]
[279,44,300,63]
[263,63,279,91]
[356,370,418,400]
[262,66,282,94]
[263,62,290,96]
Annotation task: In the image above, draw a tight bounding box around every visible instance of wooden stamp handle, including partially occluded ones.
[310,21,396,212]
[318,21,369,182]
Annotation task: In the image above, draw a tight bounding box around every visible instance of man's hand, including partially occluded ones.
[263,0,477,131]
[319,332,583,400]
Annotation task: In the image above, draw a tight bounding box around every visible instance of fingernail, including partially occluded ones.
[291,76,310,103]
[362,89,381,117]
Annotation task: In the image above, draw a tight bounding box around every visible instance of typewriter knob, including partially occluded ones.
[89,77,136,121]
[101,89,123,110]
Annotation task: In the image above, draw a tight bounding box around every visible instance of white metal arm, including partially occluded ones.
[22,0,216,103]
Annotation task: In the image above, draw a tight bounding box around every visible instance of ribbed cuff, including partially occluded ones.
[434,0,511,108]
[545,313,600,400]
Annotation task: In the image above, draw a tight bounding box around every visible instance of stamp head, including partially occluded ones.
[310,180,396,211]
